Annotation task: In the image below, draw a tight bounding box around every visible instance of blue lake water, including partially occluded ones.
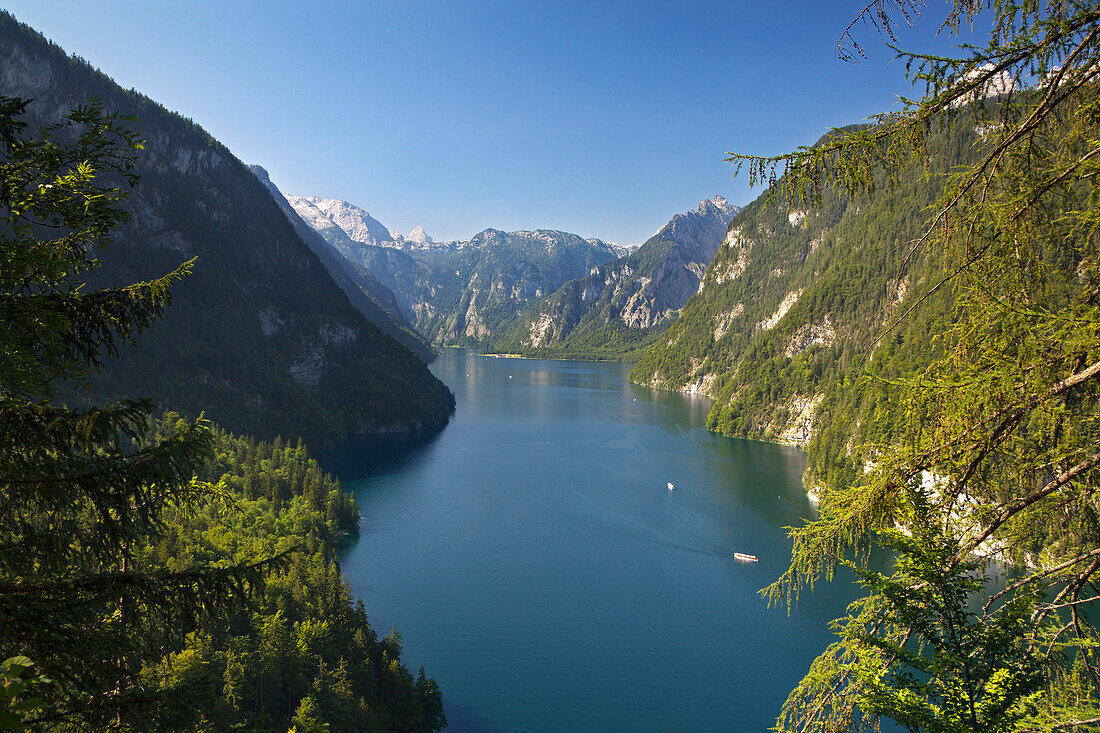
[331,349,862,731]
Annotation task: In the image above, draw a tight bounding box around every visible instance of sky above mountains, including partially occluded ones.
[3,1,984,244]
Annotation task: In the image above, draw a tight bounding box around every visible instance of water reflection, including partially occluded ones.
[319,429,446,481]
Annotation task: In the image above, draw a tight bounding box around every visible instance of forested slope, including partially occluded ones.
[0,12,453,448]
[135,415,445,732]
[631,121,979,490]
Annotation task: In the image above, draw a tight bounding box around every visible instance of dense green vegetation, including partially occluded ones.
[136,415,445,733]
[497,321,666,362]
[0,11,453,450]
[630,121,966,488]
[699,1,1100,730]
[0,92,259,730]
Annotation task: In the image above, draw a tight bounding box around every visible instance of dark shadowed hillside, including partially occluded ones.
[249,165,435,362]
[0,12,453,447]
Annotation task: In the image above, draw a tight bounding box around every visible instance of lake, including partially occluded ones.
[330,349,861,731]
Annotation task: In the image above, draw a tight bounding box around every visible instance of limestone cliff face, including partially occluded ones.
[629,123,977,451]
[630,198,868,447]
[500,197,738,357]
[395,229,622,345]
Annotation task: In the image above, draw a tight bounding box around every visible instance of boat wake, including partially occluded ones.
[569,485,751,564]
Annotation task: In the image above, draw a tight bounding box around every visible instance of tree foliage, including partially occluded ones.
[0,95,279,728]
[0,94,446,731]
[135,415,446,733]
[737,2,1100,731]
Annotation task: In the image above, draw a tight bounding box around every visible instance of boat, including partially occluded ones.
[733,552,758,562]
[667,482,675,491]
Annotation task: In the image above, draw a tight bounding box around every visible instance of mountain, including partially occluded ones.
[283,194,400,261]
[405,225,434,245]
[494,196,739,359]
[0,11,454,447]
[378,228,623,344]
[250,166,435,361]
[629,123,976,492]
[290,200,624,346]
[607,241,642,257]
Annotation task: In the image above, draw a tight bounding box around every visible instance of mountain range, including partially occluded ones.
[283,193,738,357]
[497,196,739,359]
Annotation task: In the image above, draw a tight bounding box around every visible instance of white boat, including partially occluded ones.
[733,552,758,562]
[667,482,675,491]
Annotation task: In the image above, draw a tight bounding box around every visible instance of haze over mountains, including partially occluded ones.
[281,190,738,357]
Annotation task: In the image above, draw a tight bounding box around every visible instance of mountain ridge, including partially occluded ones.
[288,190,737,354]
[249,166,435,361]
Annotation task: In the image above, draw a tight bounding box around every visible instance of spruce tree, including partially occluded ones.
[0,96,274,729]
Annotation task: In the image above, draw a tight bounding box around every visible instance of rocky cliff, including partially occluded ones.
[394,228,623,344]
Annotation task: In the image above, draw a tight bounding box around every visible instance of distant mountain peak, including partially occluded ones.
[698,195,735,217]
[407,225,433,244]
[284,195,395,247]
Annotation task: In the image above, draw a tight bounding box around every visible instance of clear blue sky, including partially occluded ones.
[2,1,979,244]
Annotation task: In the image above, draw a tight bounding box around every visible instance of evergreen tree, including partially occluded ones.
[0,97,274,729]
[730,3,1100,730]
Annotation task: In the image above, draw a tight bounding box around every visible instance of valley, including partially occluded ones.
[3,3,1098,732]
